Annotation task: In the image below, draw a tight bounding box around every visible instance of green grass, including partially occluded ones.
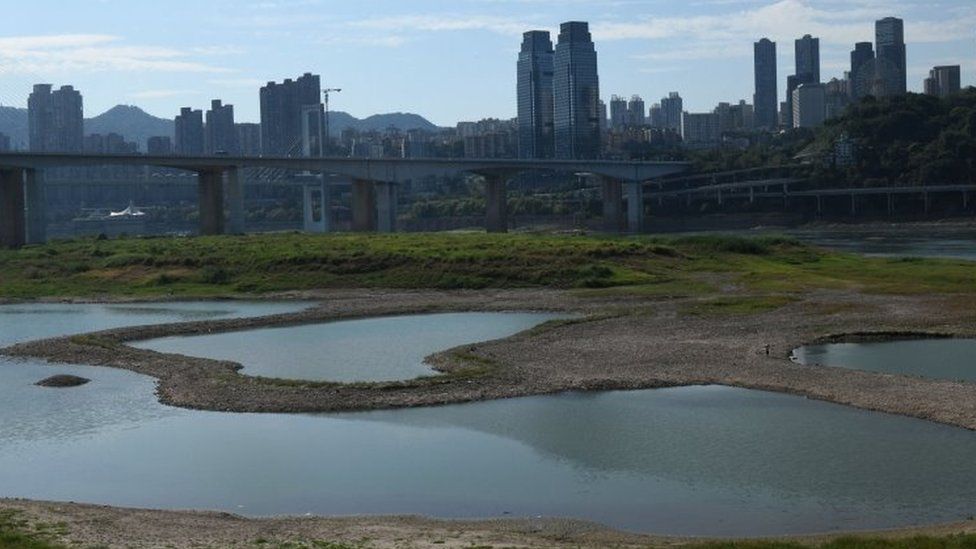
[0,232,974,299]
[0,511,67,549]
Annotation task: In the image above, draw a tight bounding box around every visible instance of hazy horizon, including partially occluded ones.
[0,0,973,126]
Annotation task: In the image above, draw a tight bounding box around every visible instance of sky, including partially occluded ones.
[0,0,973,126]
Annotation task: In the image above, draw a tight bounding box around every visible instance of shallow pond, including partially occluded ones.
[132,312,564,382]
[0,301,311,347]
[793,338,976,383]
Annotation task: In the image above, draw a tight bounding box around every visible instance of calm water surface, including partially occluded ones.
[133,312,563,382]
[3,305,976,535]
[793,339,976,383]
[0,301,311,347]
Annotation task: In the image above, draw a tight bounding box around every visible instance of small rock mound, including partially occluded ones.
[36,375,91,388]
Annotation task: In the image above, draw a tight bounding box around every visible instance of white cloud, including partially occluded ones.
[0,34,234,75]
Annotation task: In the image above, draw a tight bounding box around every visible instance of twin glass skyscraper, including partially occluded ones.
[517,21,600,159]
[753,38,777,129]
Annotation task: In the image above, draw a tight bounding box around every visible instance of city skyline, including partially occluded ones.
[0,0,973,126]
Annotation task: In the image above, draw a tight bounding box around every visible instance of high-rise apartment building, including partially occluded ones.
[0,133,10,152]
[753,38,778,129]
[649,104,663,128]
[792,83,826,129]
[609,95,628,129]
[236,123,262,157]
[260,72,322,156]
[850,42,875,100]
[174,107,204,155]
[875,17,906,96]
[553,21,600,159]
[147,136,173,155]
[661,92,683,132]
[205,99,237,155]
[517,30,555,159]
[627,95,646,127]
[681,112,720,146]
[924,65,961,98]
[28,84,84,152]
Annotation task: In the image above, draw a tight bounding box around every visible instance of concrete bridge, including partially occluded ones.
[0,152,689,248]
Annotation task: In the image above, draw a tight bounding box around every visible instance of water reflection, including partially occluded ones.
[794,339,976,383]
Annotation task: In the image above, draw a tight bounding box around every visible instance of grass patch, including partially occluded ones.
[0,233,973,300]
[0,510,67,549]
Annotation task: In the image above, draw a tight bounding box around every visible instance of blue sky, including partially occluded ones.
[0,0,973,125]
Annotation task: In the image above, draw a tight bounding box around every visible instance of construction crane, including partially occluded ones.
[322,87,342,154]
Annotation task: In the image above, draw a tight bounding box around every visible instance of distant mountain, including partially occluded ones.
[85,105,174,150]
[0,104,441,151]
[328,111,441,135]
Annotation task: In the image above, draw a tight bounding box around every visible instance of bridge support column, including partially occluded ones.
[303,182,329,233]
[816,195,823,215]
[485,175,508,233]
[749,187,755,204]
[25,169,46,245]
[923,192,930,214]
[0,168,26,249]
[964,191,969,210]
[850,194,856,216]
[625,181,644,234]
[197,169,225,236]
[887,194,894,216]
[601,177,623,232]
[225,167,245,234]
[352,179,376,232]
[376,182,397,233]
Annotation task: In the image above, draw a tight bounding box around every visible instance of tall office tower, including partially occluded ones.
[174,107,204,155]
[753,38,778,129]
[598,99,608,134]
[236,123,262,157]
[260,72,322,156]
[661,92,683,132]
[649,103,663,128]
[609,95,628,129]
[850,42,875,100]
[924,65,962,98]
[516,30,555,159]
[785,74,801,128]
[795,34,821,85]
[28,84,84,152]
[627,95,646,127]
[205,99,237,155]
[146,136,173,155]
[553,21,601,159]
[875,17,906,96]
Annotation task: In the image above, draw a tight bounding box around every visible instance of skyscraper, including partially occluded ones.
[795,34,821,85]
[924,66,961,98]
[850,42,875,100]
[28,84,84,152]
[260,73,322,156]
[627,95,646,127]
[174,107,204,155]
[876,17,906,96]
[609,95,628,129]
[236,123,262,157]
[517,30,554,159]
[553,21,600,159]
[205,99,237,155]
[753,38,778,129]
[661,92,683,132]
[792,83,827,129]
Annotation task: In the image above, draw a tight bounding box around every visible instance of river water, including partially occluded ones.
[2,303,976,535]
[793,338,976,383]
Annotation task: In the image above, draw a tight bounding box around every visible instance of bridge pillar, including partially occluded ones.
[303,182,329,233]
[850,194,856,216]
[352,179,376,232]
[887,194,894,216]
[197,169,225,236]
[923,192,930,214]
[625,181,644,233]
[25,169,46,245]
[376,182,397,233]
[484,175,508,234]
[225,167,245,234]
[0,168,26,249]
[601,177,623,232]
